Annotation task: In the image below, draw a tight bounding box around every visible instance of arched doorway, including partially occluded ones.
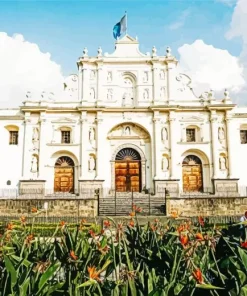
[182,155,203,192]
[54,156,74,193]
[115,148,141,192]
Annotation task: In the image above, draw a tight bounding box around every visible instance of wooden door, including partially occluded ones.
[115,161,140,192]
[183,164,202,192]
[54,167,74,193]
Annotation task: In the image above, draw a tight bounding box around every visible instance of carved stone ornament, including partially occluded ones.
[108,123,149,140]
[159,70,165,80]
[218,127,225,142]
[90,88,95,100]
[162,156,169,172]
[107,72,112,82]
[219,156,226,170]
[176,74,192,92]
[143,71,148,83]
[31,155,38,173]
[107,89,113,100]
[89,127,95,141]
[90,70,95,80]
[88,156,95,171]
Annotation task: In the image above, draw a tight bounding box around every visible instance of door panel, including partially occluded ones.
[182,165,202,192]
[54,167,74,193]
[115,161,141,192]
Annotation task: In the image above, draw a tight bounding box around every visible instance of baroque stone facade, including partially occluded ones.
[0,34,247,202]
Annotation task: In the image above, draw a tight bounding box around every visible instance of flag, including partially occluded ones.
[113,14,127,39]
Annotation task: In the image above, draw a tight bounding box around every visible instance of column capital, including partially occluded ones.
[153,118,160,123]
[80,118,88,124]
[96,118,103,125]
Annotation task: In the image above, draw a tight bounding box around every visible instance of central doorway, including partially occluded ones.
[54,156,74,193]
[115,148,141,192]
[182,155,203,192]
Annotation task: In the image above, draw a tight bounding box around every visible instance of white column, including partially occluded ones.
[97,64,103,103]
[95,113,104,180]
[152,64,159,104]
[80,112,88,179]
[22,117,33,178]
[226,114,235,178]
[210,111,219,178]
[81,67,89,102]
[38,117,47,179]
[153,115,161,179]
[169,112,177,179]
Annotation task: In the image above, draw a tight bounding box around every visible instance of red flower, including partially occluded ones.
[193,268,203,284]
[88,230,96,238]
[70,250,78,260]
[196,233,203,240]
[241,241,247,248]
[179,235,189,246]
[198,216,204,227]
[103,220,111,228]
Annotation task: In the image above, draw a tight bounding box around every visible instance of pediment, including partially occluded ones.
[180,116,204,122]
[51,117,77,124]
[108,123,150,140]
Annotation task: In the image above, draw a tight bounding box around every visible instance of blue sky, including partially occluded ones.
[0,0,242,76]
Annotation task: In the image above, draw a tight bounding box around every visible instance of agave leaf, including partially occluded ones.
[196,284,224,290]
[3,255,17,288]
[37,262,61,294]
[238,247,247,271]
[19,277,30,296]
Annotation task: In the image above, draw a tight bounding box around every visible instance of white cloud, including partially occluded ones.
[178,39,245,99]
[0,32,64,107]
[168,9,190,31]
[225,0,247,104]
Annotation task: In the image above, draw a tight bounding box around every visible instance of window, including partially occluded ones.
[61,131,71,144]
[240,130,247,144]
[9,131,18,145]
[186,129,196,142]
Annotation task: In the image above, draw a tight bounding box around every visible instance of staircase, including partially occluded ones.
[99,192,166,216]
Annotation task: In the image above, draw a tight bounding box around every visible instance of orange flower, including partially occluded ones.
[103,220,111,228]
[100,229,105,235]
[150,224,157,232]
[70,250,78,260]
[88,230,96,238]
[180,235,189,246]
[20,216,26,225]
[60,221,66,227]
[177,225,185,233]
[81,219,87,224]
[31,207,38,213]
[196,233,203,240]
[88,266,101,282]
[26,234,34,245]
[171,211,178,218]
[133,205,142,213]
[6,223,13,231]
[193,268,203,284]
[129,211,135,217]
[241,241,247,248]
[97,243,110,255]
[198,216,204,227]
[129,219,135,227]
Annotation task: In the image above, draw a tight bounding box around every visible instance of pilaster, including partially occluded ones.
[210,111,219,179]
[79,112,88,179]
[95,112,105,180]
[153,113,161,179]
[169,112,177,179]
[22,114,32,178]
[38,115,47,179]
[225,113,236,178]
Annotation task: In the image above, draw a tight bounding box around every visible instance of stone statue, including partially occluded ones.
[162,157,169,172]
[97,46,102,57]
[143,72,148,82]
[107,72,112,82]
[218,127,225,142]
[31,155,38,173]
[90,88,95,100]
[107,89,113,100]
[125,126,131,135]
[161,127,168,142]
[90,70,95,79]
[89,128,95,141]
[219,156,226,170]
[160,70,165,79]
[89,156,95,171]
[32,127,39,149]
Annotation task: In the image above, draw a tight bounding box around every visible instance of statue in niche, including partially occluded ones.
[88,156,95,171]
[160,70,165,80]
[143,89,149,100]
[31,155,38,173]
[219,156,226,170]
[107,72,112,82]
[160,87,166,99]
[161,127,168,142]
[90,88,95,100]
[218,127,225,142]
[124,126,131,135]
[89,128,95,141]
[162,156,169,172]
[107,89,113,100]
[143,72,148,83]
[32,127,39,149]
[90,70,95,79]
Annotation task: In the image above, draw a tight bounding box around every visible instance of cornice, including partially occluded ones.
[0,116,24,120]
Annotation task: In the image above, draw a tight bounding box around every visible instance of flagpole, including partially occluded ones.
[125,11,127,35]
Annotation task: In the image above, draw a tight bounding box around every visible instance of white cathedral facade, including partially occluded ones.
[1,35,247,198]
